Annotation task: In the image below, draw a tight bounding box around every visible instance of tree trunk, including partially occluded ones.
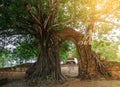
[77,43,111,79]
[25,33,65,83]
[77,23,111,79]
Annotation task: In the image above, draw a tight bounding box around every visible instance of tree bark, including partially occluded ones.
[25,32,65,83]
[77,42,111,79]
[77,23,111,79]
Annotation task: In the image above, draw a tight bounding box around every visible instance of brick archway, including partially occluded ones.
[56,28,110,79]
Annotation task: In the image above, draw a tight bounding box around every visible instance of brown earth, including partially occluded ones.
[1,62,120,87]
[1,78,120,87]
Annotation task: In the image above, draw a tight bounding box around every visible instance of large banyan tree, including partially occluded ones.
[1,0,120,83]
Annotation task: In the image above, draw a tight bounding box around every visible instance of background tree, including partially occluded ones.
[92,21,120,61]
[12,37,39,64]
[59,41,69,62]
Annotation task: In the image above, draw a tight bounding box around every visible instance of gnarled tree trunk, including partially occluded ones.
[77,23,111,79]
[25,31,65,83]
[77,37,111,79]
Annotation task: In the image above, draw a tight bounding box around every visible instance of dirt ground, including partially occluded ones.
[1,64,120,87]
[2,78,120,87]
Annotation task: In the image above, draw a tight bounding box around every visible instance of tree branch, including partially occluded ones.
[48,19,74,31]
[44,0,59,29]
[48,17,120,32]
[22,0,42,28]
[16,18,37,35]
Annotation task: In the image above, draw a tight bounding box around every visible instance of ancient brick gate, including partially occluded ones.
[56,28,119,79]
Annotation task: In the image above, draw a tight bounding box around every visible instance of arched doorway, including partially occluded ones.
[56,28,110,79]
[59,40,78,77]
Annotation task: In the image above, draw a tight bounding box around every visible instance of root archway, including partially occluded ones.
[56,28,110,79]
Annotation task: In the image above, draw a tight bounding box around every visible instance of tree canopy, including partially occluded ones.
[0,0,120,63]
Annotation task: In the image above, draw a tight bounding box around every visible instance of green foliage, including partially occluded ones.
[92,32,120,61]
[0,0,37,65]
[94,23,113,35]
[13,40,39,62]
[59,41,76,61]
[72,48,77,58]
[12,35,39,63]
[0,35,39,66]
[0,48,11,67]
[59,41,69,61]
